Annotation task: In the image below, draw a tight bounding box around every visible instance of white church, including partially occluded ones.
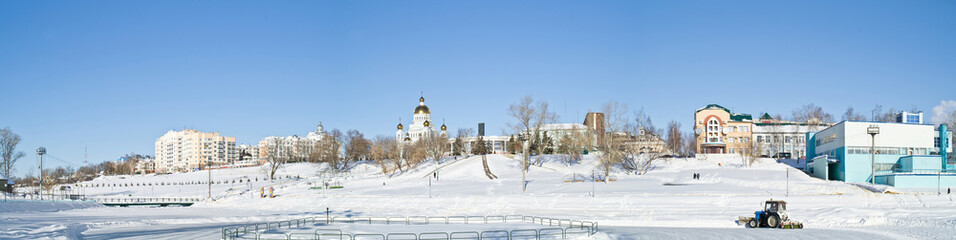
[396,96,446,142]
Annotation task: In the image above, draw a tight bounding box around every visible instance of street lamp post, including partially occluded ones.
[207,160,211,199]
[36,147,46,200]
[519,134,528,192]
[867,125,880,185]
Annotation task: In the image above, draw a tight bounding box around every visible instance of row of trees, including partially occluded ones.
[263,128,458,181]
[763,104,927,124]
[505,96,697,181]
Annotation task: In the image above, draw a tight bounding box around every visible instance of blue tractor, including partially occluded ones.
[738,200,803,229]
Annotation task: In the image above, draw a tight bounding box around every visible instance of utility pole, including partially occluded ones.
[36,147,46,200]
[867,125,880,185]
[522,135,529,192]
[207,160,211,199]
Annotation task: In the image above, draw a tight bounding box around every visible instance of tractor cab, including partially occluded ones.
[765,200,786,213]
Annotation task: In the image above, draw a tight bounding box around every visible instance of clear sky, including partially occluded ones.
[1,1,954,177]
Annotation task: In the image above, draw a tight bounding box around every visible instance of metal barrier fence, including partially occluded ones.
[221,215,598,240]
[93,197,204,204]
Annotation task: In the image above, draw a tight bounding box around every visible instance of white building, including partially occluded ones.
[454,136,513,154]
[395,96,446,143]
[154,129,238,173]
[258,122,329,161]
[752,113,833,159]
[134,157,155,174]
[237,144,263,167]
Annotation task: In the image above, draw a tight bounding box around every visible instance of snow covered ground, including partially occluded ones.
[3,154,955,239]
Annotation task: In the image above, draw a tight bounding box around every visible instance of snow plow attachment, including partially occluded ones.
[781,222,804,229]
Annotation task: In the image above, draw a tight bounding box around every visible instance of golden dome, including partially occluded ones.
[414,96,430,114]
[440,124,446,131]
[424,120,430,127]
[415,105,430,114]
[397,123,403,130]
[404,133,411,141]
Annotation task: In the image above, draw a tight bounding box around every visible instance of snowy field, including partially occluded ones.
[3,154,956,239]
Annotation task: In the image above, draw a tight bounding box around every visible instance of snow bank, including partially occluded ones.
[0,200,102,213]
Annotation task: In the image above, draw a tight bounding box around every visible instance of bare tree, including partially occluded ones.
[631,109,657,136]
[403,140,427,170]
[621,118,665,175]
[507,95,556,167]
[370,136,398,174]
[665,121,683,155]
[263,138,293,181]
[682,131,696,156]
[622,149,664,175]
[741,138,765,167]
[596,101,628,180]
[792,104,833,124]
[871,105,898,122]
[343,129,371,167]
[309,129,343,170]
[0,128,25,178]
[793,104,833,133]
[843,107,867,121]
[423,132,450,166]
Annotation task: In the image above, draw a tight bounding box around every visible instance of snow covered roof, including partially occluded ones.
[0,173,11,185]
[695,104,730,113]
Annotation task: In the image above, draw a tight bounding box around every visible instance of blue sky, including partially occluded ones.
[1,1,954,177]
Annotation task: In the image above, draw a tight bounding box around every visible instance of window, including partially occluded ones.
[742,126,749,132]
[706,118,721,143]
[757,136,763,143]
[785,136,791,144]
[907,115,919,123]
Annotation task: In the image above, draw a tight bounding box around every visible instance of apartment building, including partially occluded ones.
[154,129,238,173]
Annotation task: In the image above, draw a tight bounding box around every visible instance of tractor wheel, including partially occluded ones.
[747,219,758,228]
[767,215,780,228]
